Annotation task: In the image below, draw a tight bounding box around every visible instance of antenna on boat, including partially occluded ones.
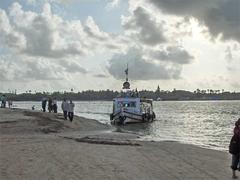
[125,63,128,82]
[123,64,130,89]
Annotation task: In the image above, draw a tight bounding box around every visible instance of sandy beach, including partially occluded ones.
[0,108,233,180]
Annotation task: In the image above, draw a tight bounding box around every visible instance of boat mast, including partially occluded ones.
[123,64,130,89]
[125,63,128,82]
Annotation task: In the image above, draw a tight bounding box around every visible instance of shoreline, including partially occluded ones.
[6,106,230,152]
[0,108,233,180]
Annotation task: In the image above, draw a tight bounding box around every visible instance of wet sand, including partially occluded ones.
[0,108,233,180]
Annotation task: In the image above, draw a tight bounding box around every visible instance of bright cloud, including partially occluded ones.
[149,0,240,42]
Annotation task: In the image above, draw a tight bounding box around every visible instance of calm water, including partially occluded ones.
[14,100,240,151]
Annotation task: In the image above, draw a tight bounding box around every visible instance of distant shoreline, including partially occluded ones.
[1,89,240,101]
[7,99,240,102]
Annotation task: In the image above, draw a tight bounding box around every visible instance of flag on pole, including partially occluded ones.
[125,63,128,75]
[125,67,128,75]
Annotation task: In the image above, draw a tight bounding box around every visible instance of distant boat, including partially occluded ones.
[110,67,155,125]
[156,97,162,101]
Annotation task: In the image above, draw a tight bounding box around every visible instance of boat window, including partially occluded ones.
[140,102,152,112]
[117,102,124,108]
[129,102,136,107]
[117,101,136,108]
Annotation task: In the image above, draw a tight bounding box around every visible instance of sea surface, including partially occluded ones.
[13,100,240,151]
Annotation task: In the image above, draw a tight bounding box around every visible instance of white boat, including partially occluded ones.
[110,68,156,125]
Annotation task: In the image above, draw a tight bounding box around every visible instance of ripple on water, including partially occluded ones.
[14,100,240,151]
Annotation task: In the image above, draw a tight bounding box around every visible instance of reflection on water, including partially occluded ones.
[14,100,240,151]
[114,123,153,136]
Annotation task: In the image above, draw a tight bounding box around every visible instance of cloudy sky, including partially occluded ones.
[0,0,239,93]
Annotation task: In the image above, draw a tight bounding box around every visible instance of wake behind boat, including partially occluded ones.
[110,67,156,125]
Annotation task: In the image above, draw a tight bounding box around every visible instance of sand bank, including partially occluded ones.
[0,108,233,180]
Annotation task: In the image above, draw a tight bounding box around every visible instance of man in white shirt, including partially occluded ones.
[61,98,68,120]
[52,98,58,113]
[68,100,75,122]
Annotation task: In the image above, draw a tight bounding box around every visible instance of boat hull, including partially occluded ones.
[110,111,155,125]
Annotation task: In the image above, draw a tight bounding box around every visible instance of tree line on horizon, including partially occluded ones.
[1,87,240,101]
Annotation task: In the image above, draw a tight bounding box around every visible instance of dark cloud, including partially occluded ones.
[104,43,120,50]
[107,48,182,80]
[93,74,108,78]
[150,46,194,64]
[123,7,166,45]
[149,0,212,16]
[149,0,240,42]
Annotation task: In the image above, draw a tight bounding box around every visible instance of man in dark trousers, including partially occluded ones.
[68,100,75,122]
[48,98,53,113]
[41,97,47,112]
[229,119,240,179]
[61,98,68,120]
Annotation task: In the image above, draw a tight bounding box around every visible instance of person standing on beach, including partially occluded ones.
[8,99,13,108]
[234,118,240,171]
[1,94,6,108]
[68,100,75,122]
[48,98,53,113]
[41,97,47,112]
[52,98,58,113]
[61,98,68,120]
[234,119,240,136]
[229,118,240,179]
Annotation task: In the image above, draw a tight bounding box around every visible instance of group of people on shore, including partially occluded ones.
[229,118,240,179]
[1,94,13,108]
[41,97,58,113]
[41,97,75,122]
[61,98,75,122]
